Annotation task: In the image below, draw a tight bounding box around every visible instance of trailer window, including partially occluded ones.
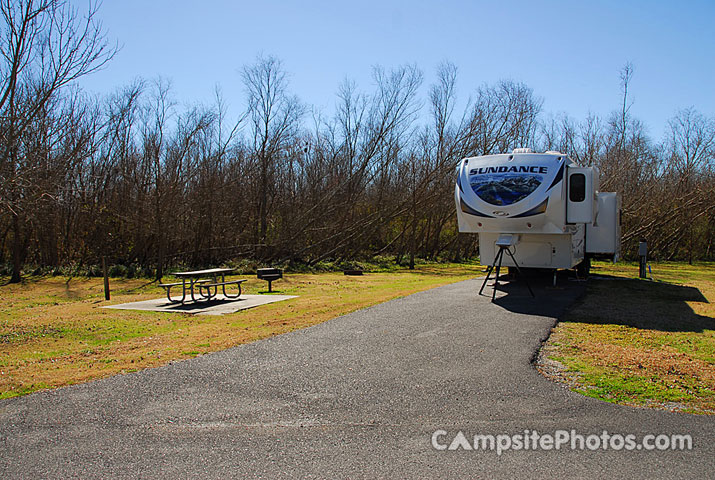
[569,173,586,202]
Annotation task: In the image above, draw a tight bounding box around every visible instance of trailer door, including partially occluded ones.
[566,167,595,224]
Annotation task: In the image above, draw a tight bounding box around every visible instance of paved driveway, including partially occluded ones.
[1,277,713,478]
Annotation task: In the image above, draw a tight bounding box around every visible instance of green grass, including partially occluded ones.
[0,262,482,399]
[540,261,715,414]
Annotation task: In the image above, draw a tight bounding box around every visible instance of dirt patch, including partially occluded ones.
[534,338,582,391]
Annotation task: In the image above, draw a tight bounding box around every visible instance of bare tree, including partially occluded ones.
[242,55,304,256]
[2,45,714,275]
[666,107,715,179]
[465,80,542,156]
[664,107,715,263]
[0,0,116,282]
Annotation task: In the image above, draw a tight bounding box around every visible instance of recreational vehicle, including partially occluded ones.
[455,149,621,278]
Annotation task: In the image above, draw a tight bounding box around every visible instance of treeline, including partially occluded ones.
[1,2,714,282]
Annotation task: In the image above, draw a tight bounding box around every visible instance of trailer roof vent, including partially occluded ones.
[512,148,533,154]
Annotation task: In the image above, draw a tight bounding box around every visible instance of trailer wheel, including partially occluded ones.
[576,258,591,278]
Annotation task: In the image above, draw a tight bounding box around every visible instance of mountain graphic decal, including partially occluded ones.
[470,173,543,206]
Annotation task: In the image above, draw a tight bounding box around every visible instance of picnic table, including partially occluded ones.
[158,268,246,304]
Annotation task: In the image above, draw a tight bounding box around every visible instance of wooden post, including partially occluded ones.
[102,256,110,300]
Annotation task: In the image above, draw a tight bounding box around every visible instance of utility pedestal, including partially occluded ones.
[639,240,647,279]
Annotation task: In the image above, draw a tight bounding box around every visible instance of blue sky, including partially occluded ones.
[73,0,715,141]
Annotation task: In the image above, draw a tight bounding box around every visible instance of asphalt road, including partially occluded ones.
[1,276,713,479]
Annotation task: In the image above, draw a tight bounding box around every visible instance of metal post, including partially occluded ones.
[492,247,505,301]
[479,264,495,296]
[102,256,110,300]
[638,240,647,279]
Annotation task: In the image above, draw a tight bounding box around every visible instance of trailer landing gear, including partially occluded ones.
[479,244,535,301]
[576,257,591,279]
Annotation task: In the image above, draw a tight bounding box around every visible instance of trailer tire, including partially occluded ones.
[576,258,591,278]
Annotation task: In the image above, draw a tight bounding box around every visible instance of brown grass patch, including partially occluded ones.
[0,265,481,398]
[540,262,715,414]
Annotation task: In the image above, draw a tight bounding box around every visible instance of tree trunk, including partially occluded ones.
[10,212,22,283]
[408,215,417,270]
[155,194,164,281]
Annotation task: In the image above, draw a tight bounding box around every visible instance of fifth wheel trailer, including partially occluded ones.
[455,149,621,275]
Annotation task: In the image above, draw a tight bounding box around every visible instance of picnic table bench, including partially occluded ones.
[158,268,246,304]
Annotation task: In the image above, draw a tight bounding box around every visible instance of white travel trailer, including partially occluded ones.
[455,149,621,277]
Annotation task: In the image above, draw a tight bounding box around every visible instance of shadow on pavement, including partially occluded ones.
[559,274,712,333]
[483,270,587,318]
[486,269,712,333]
[160,298,244,311]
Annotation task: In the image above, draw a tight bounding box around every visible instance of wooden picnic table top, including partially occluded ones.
[172,268,235,277]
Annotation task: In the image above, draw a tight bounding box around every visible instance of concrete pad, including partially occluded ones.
[103,294,297,316]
